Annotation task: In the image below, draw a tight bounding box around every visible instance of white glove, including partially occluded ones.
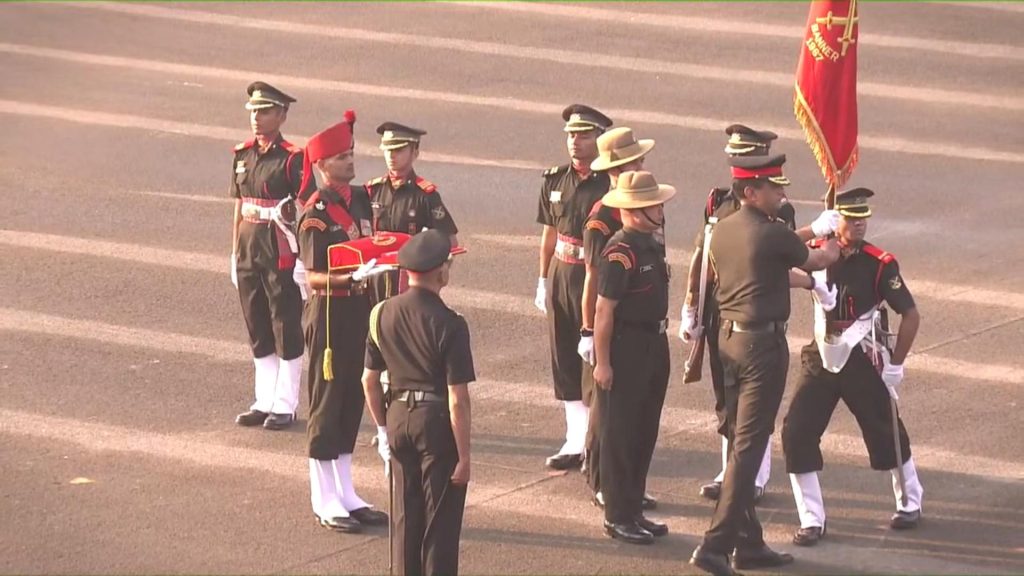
[577,335,595,366]
[376,426,391,463]
[811,209,841,238]
[352,258,383,283]
[679,306,699,342]
[230,253,238,289]
[292,259,308,300]
[811,280,838,311]
[534,277,547,313]
[882,363,904,400]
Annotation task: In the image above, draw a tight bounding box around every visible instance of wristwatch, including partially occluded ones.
[580,327,594,337]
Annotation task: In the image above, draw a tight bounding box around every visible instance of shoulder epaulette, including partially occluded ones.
[279,139,302,154]
[862,243,895,264]
[365,176,386,188]
[542,164,568,178]
[234,139,255,152]
[415,176,437,194]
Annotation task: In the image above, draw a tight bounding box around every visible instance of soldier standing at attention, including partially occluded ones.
[535,104,613,471]
[580,127,657,510]
[298,114,388,533]
[592,171,676,545]
[365,122,459,304]
[362,230,474,576]
[230,81,315,431]
[689,153,839,576]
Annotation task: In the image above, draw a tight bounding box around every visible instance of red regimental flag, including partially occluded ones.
[795,0,860,191]
[328,232,412,271]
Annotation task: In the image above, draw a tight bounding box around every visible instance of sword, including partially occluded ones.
[683,217,716,383]
[873,310,908,507]
[387,459,394,576]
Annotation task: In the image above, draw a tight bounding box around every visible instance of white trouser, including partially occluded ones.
[270,357,302,415]
[250,354,280,413]
[558,400,588,455]
[893,457,924,513]
[715,435,772,488]
[790,458,924,529]
[310,458,349,519]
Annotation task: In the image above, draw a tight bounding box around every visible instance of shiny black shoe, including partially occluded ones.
[689,545,737,576]
[732,544,794,570]
[349,507,388,526]
[545,452,583,471]
[316,514,362,534]
[699,481,722,501]
[235,409,268,427]
[635,514,668,537]
[592,491,605,508]
[641,492,658,510]
[793,522,826,547]
[603,521,654,545]
[263,412,295,430]
[890,509,921,530]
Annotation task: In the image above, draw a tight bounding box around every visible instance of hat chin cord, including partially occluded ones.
[641,208,664,229]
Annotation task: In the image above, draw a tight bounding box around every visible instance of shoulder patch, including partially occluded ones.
[300,218,327,232]
[415,176,437,194]
[542,164,568,178]
[365,176,386,188]
[862,243,895,264]
[586,219,611,235]
[234,139,255,152]
[607,252,633,270]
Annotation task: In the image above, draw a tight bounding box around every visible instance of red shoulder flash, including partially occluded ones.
[234,139,255,152]
[862,243,895,264]
[807,238,825,249]
[279,140,302,154]
[415,177,437,194]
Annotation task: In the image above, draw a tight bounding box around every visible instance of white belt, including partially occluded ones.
[555,239,585,261]
[241,203,275,221]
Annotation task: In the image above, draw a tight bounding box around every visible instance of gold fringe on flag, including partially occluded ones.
[794,83,858,192]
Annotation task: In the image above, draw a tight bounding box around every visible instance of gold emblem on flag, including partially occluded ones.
[807,0,859,61]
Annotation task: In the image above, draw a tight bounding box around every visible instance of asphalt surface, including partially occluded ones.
[1,2,1022,574]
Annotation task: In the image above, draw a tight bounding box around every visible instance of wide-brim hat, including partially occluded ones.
[590,127,656,172]
[602,170,676,209]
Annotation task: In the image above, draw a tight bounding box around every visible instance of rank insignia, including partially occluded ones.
[889,275,903,290]
[314,200,326,210]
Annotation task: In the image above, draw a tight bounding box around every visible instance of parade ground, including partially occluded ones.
[1,2,1022,574]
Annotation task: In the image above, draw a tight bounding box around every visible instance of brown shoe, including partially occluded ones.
[235,409,268,427]
[793,523,826,546]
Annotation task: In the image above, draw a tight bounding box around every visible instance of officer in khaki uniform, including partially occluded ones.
[535,104,612,471]
[592,171,676,546]
[298,115,388,533]
[579,127,658,510]
[783,188,923,546]
[365,122,459,304]
[689,154,839,576]
[362,230,473,576]
[679,125,840,502]
[230,81,316,431]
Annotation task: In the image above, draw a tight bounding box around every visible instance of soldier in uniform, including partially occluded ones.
[362,230,474,576]
[230,81,315,431]
[689,154,839,576]
[535,104,613,471]
[679,125,839,502]
[365,122,459,304]
[592,171,676,545]
[297,115,388,533]
[580,127,658,510]
[782,188,923,546]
